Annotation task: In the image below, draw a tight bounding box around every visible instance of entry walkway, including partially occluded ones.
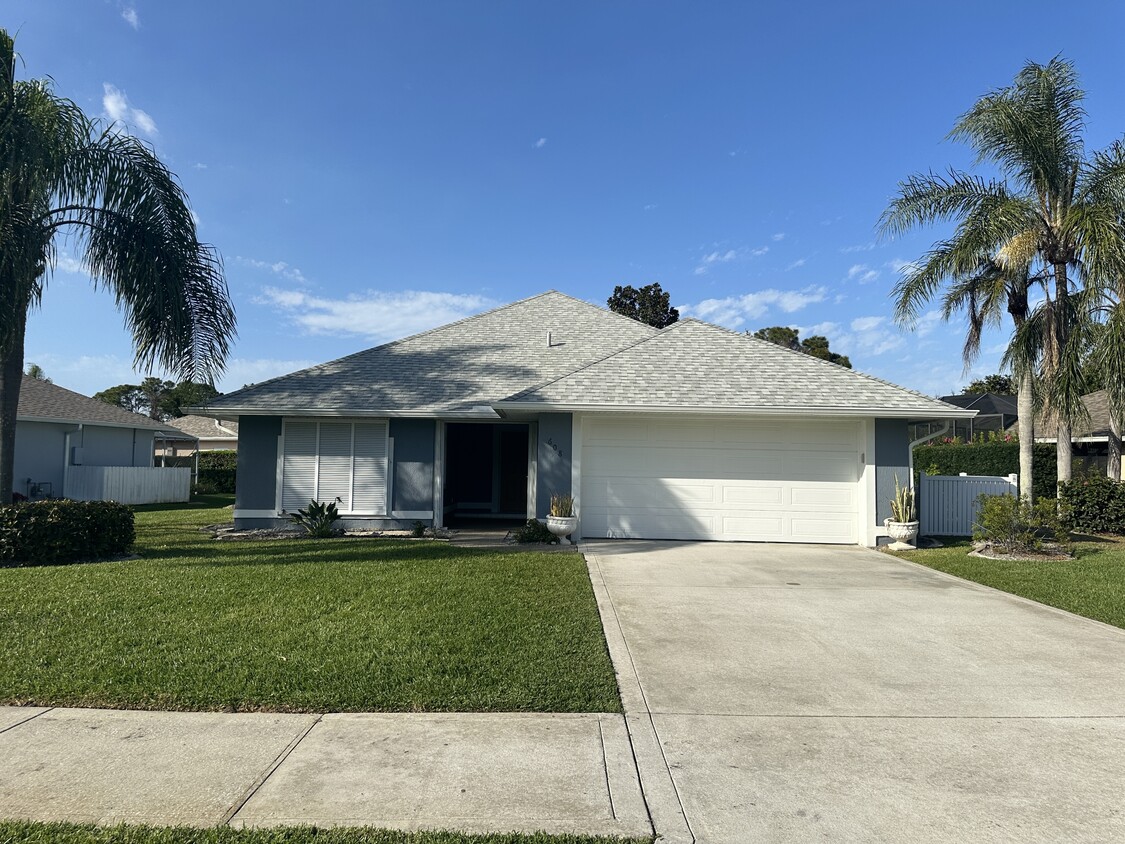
[584,540,1125,844]
[0,707,650,837]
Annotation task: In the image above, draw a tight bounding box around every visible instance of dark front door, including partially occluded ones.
[497,428,529,514]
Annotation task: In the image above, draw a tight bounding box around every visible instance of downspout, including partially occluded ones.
[63,423,84,498]
[908,421,951,489]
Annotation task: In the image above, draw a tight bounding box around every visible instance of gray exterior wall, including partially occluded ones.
[535,413,572,517]
[875,418,911,525]
[13,420,157,498]
[390,418,435,513]
[235,416,282,512]
[234,416,437,529]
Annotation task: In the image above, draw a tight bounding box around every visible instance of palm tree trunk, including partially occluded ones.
[1109,414,1122,481]
[0,309,27,503]
[1055,261,1072,492]
[1017,369,1035,501]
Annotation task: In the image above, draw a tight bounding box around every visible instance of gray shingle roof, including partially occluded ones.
[499,319,974,418]
[202,291,657,415]
[163,415,238,439]
[200,291,972,419]
[18,377,170,430]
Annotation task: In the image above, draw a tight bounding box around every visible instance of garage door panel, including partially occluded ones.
[580,416,861,544]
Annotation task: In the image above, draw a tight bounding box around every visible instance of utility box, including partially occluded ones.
[70,446,85,465]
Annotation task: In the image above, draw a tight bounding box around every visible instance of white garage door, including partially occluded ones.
[580,416,861,544]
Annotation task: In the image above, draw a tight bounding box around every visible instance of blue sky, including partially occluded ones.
[10,1,1125,398]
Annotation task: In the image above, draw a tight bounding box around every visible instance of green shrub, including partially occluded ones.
[0,500,135,566]
[1059,475,1125,534]
[914,441,1057,499]
[411,520,426,538]
[287,499,341,537]
[512,518,558,544]
[198,450,237,471]
[973,493,1068,553]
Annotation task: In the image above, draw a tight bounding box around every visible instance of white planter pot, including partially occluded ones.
[545,515,578,545]
[884,519,920,548]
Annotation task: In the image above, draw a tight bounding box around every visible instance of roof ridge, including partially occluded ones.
[700,320,957,408]
[542,290,662,334]
[502,319,675,401]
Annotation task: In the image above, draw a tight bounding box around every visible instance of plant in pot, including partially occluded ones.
[884,475,919,549]
[545,492,578,545]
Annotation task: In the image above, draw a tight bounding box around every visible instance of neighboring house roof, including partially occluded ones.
[200,291,657,416]
[196,291,973,420]
[1023,390,1113,441]
[163,415,238,440]
[498,319,972,418]
[17,377,170,431]
[938,392,1019,417]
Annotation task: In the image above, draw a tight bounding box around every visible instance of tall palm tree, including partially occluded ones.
[0,30,235,500]
[881,57,1125,497]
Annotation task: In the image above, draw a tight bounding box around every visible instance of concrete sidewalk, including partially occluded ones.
[0,707,651,837]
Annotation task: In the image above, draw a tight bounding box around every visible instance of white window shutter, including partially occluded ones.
[352,421,389,515]
[281,420,317,511]
[317,422,354,510]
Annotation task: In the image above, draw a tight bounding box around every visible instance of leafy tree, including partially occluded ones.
[23,363,50,383]
[607,283,679,328]
[963,374,1015,395]
[752,326,799,350]
[882,57,1125,496]
[93,384,145,415]
[0,31,235,498]
[752,326,852,368]
[163,381,220,417]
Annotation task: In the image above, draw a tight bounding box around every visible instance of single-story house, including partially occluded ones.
[13,376,171,500]
[1017,390,1117,475]
[156,415,237,460]
[195,291,974,546]
[915,392,1018,442]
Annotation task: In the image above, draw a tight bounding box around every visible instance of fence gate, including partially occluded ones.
[918,473,1018,537]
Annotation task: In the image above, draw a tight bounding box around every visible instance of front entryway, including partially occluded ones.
[443,423,529,527]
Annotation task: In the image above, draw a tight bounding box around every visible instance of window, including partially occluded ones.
[280,419,389,514]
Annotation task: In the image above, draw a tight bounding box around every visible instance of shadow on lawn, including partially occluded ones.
[143,538,568,568]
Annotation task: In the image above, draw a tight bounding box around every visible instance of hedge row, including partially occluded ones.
[914,441,1058,500]
[195,450,237,493]
[0,500,135,566]
[1060,475,1125,534]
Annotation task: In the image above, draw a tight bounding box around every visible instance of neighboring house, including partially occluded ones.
[1019,390,1116,475]
[911,392,1019,442]
[195,291,974,546]
[156,415,237,460]
[13,376,170,500]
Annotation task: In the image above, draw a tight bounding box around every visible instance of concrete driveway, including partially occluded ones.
[584,540,1125,843]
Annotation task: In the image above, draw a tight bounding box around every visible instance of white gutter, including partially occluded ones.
[907,421,950,489]
[62,424,83,497]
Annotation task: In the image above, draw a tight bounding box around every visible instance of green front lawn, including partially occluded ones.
[0,822,650,844]
[0,496,620,713]
[894,536,1125,629]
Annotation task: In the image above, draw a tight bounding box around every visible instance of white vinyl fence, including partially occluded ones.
[918,473,1019,537]
[64,466,191,505]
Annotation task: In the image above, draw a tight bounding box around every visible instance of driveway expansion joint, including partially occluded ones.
[223,713,323,826]
[0,706,53,736]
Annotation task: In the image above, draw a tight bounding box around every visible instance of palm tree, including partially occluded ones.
[0,31,235,499]
[881,57,1125,497]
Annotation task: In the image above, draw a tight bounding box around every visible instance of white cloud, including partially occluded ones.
[534,137,547,148]
[681,286,828,328]
[235,257,307,284]
[749,246,769,257]
[841,242,877,253]
[785,258,806,271]
[102,84,157,136]
[643,203,657,211]
[194,163,208,170]
[218,358,319,392]
[888,257,921,275]
[121,6,139,29]
[694,249,738,275]
[53,254,85,274]
[256,288,498,343]
[846,263,880,284]
[772,232,786,242]
[850,315,885,332]
[805,321,841,336]
[914,310,944,338]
